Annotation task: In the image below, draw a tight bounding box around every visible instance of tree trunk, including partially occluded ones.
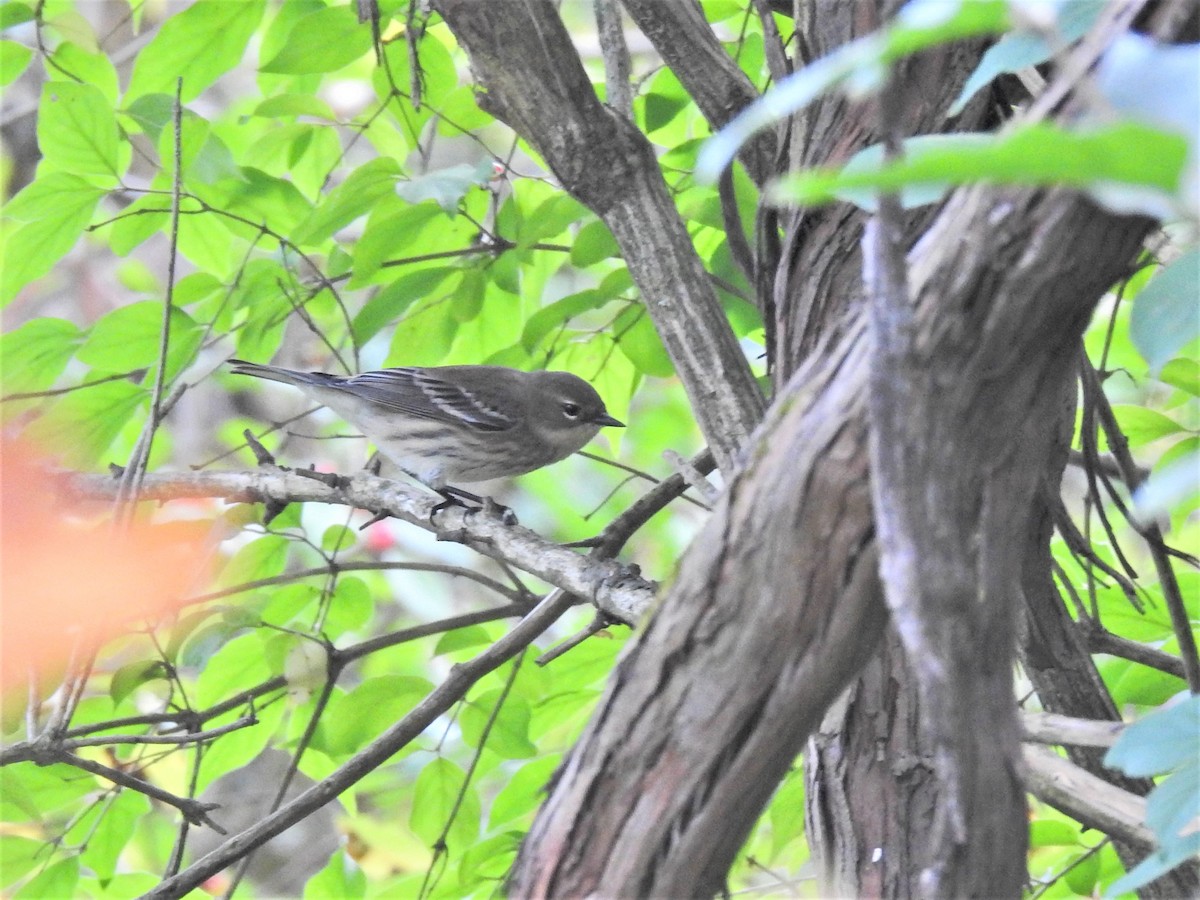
[428,1,1174,896]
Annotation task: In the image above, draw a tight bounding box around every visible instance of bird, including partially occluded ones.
[228,359,624,504]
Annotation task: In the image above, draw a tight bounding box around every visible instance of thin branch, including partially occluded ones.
[184,561,532,608]
[142,588,578,899]
[1022,745,1154,851]
[64,469,657,625]
[1081,359,1200,692]
[1082,622,1188,681]
[62,753,226,833]
[595,0,633,121]
[1020,711,1125,749]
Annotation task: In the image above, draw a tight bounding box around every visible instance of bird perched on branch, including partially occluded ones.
[228,359,623,505]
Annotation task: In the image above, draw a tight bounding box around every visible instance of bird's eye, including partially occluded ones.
[561,401,582,420]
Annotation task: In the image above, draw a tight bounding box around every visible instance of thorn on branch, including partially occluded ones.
[241,429,278,467]
[293,466,350,490]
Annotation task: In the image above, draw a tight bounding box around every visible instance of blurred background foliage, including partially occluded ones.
[0,0,1196,897]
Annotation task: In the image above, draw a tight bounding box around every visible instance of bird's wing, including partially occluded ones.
[338,368,518,431]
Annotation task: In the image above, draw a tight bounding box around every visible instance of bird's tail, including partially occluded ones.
[227,359,341,388]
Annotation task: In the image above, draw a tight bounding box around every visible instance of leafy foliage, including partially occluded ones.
[0,0,1196,897]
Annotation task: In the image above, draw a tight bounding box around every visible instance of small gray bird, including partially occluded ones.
[228,359,624,499]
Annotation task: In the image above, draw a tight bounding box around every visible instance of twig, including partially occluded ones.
[141,588,578,899]
[63,753,226,833]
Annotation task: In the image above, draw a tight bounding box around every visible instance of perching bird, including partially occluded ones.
[228,359,623,500]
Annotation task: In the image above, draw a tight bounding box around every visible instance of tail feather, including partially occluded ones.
[227,359,341,388]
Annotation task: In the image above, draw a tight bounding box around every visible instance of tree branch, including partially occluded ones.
[1022,745,1154,851]
[142,588,578,900]
[63,469,655,625]
[433,0,765,473]
[620,0,776,184]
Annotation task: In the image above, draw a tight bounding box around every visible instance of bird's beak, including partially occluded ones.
[594,413,625,428]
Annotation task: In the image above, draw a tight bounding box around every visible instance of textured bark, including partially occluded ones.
[510,179,1155,896]
[431,2,1180,896]
[434,0,765,474]
[805,632,935,898]
[784,10,997,897]
[510,326,884,898]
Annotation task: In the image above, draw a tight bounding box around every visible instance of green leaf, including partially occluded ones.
[487,755,559,827]
[24,380,147,468]
[1030,819,1083,848]
[13,857,78,900]
[110,660,167,705]
[195,632,273,707]
[642,68,689,135]
[570,220,621,267]
[0,317,82,397]
[0,39,31,87]
[948,0,1102,116]
[79,790,148,881]
[1,173,105,306]
[51,41,120,105]
[452,266,486,322]
[293,157,402,247]
[351,199,443,285]
[517,194,587,245]
[0,3,34,30]
[126,0,267,102]
[409,757,481,852]
[1110,405,1186,447]
[217,534,289,588]
[770,123,1188,211]
[384,294,457,367]
[195,703,285,793]
[217,167,314,233]
[317,676,433,756]
[1106,695,1200,777]
[75,301,203,374]
[0,764,95,821]
[164,608,220,662]
[260,584,321,629]
[260,4,371,75]
[0,836,47,888]
[121,93,174,143]
[458,831,520,886]
[697,0,1011,180]
[352,267,460,346]
[1131,250,1200,374]
[520,289,605,352]
[1160,358,1200,398]
[251,93,336,120]
[433,625,493,657]
[323,575,373,638]
[615,305,674,377]
[767,767,807,858]
[395,161,492,213]
[303,851,365,899]
[460,690,537,759]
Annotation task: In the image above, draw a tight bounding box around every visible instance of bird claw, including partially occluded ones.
[429,489,518,527]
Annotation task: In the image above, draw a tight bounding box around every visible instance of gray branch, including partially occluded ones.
[64,469,655,625]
